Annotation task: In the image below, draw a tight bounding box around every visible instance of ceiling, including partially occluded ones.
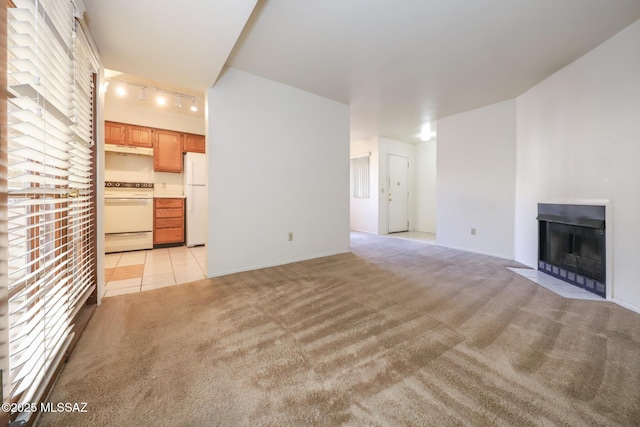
[83,0,640,144]
[82,0,257,89]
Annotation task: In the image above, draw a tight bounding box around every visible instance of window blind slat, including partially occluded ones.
[7,0,97,415]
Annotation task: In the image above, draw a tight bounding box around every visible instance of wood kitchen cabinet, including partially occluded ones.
[154,198,185,245]
[154,129,183,172]
[105,121,154,148]
[106,121,202,173]
[183,133,205,153]
[104,121,126,145]
[128,125,154,147]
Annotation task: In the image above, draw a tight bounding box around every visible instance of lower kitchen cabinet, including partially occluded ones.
[154,198,185,245]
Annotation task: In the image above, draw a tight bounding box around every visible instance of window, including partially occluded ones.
[351,154,370,199]
[5,0,98,421]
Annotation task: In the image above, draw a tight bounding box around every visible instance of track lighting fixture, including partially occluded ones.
[106,78,200,114]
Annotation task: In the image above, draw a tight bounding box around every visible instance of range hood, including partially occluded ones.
[105,145,154,156]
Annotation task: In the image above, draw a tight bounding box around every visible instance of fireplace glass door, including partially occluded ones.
[538,204,605,297]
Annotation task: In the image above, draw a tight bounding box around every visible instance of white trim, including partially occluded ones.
[207,250,351,278]
[435,243,514,262]
[612,298,640,315]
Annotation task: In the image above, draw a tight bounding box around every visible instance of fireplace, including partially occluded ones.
[537,204,606,297]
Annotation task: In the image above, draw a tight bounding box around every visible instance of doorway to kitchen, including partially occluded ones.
[101,70,207,299]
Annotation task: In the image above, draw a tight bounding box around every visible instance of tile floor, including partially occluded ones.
[103,245,207,298]
[388,231,437,244]
[508,267,605,301]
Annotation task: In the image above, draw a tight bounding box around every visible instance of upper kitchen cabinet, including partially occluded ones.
[128,125,154,148]
[105,121,154,148]
[183,133,205,153]
[154,129,183,172]
[105,121,126,145]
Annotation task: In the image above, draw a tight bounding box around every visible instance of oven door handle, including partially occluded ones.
[105,198,153,202]
[106,231,153,236]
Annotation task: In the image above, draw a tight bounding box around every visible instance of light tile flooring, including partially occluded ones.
[103,245,206,298]
[508,267,605,301]
[388,231,437,244]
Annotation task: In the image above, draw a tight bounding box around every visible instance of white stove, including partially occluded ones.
[105,181,154,253]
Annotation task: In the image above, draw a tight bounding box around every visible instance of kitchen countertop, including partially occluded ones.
[153,194,185,198]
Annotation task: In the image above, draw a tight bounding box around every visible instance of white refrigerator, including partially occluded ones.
[183,152,207,247]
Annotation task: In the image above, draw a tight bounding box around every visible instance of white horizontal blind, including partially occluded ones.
[67,22,95,322]
[351,154,370,199]
[6,0,96,416]
[1,0,11,409]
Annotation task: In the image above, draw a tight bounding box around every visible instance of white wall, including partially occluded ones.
[436,99,517,259]
[378,137,416,234]
[415,140,437,233]
[350,137,379,233]
[207,68,350,276]
[515,20,640,311]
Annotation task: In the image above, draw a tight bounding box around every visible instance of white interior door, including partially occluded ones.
[388,154,409,233]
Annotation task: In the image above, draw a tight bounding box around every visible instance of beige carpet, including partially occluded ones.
[37,232,640,426]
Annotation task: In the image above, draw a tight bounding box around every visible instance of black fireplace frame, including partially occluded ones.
[537,203,606,297]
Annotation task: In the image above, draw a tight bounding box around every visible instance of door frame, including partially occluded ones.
[387,153,409,233]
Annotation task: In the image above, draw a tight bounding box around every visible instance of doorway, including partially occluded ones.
[387,154,409,233]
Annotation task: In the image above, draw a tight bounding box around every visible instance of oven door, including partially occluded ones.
[105,197,153,252]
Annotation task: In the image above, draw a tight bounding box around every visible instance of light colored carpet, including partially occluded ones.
[37,232,640,426]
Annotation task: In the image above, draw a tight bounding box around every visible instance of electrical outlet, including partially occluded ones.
[471,228,476,236]
[288,232,293,241]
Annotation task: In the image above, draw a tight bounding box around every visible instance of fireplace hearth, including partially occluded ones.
[538,204,606,297]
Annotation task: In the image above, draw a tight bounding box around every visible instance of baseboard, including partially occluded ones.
[349,227,378,234]
[612,298,640,314]
[435,243,515,262]
[207,249,351,278]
